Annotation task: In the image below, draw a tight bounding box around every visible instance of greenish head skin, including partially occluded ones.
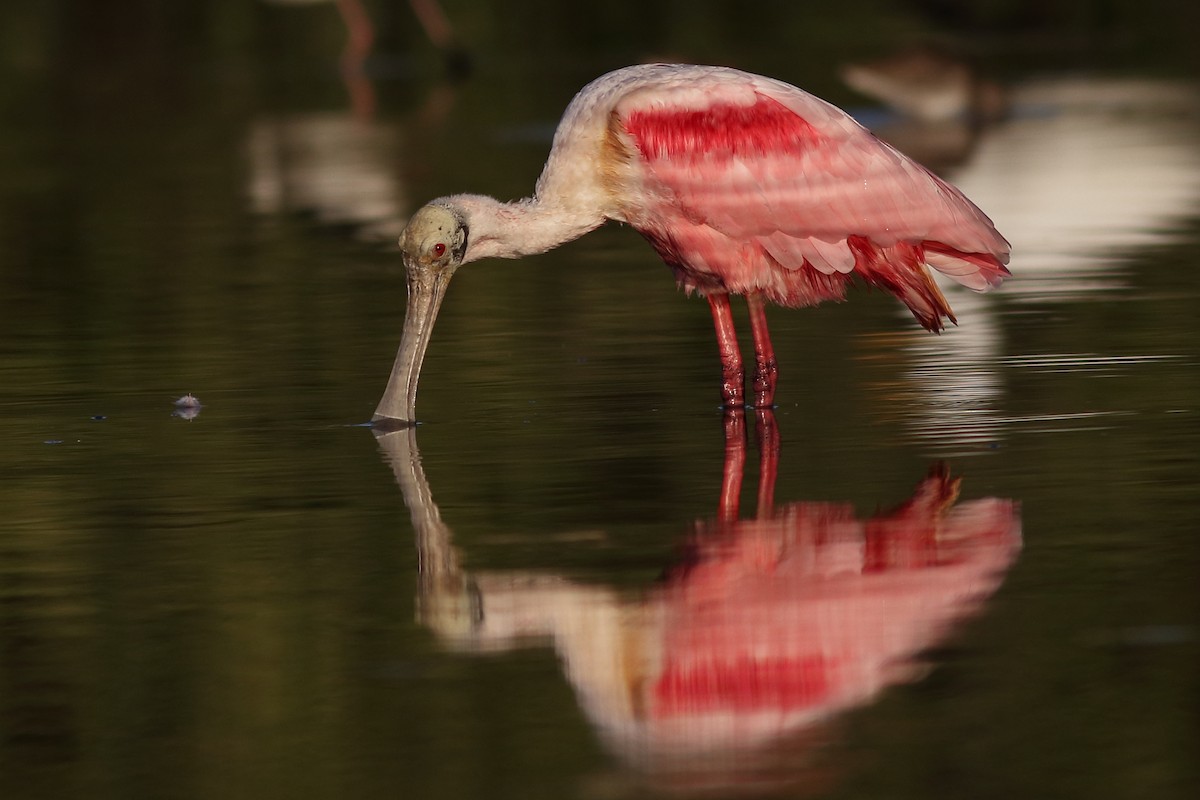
[374,203,470,425]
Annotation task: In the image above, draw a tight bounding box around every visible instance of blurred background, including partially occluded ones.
[1,2,1198,799]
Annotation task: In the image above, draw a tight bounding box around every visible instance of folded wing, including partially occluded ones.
[608,75,1010,328]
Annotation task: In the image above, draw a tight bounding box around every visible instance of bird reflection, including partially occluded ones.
[375,414,1021,790]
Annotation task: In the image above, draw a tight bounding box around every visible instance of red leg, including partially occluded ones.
[754,409,780,519]
[707,294,744,408]
[745,293,778,408]
[718,409,746,523]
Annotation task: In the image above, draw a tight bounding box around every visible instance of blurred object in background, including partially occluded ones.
[261,0,469,87]
[408,0,472,77]
[248,0,466,243]
[946,76,1200,299]
[852,71,1200,453]
[842,46,1009,124]
[841,46,1008,172]
[246,111,407,243]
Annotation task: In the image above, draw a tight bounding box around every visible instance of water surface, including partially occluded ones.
[1,5,1199,799]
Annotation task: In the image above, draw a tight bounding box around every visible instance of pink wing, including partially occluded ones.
[609,76,1010,330]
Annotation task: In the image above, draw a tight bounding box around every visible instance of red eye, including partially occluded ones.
[432,242,447,257]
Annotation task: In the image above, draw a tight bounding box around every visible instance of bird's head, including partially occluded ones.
[399,202,470,273]
[374,201,471,426]
[374,193,559,425]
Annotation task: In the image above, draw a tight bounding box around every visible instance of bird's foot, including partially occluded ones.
[719,365,745,409]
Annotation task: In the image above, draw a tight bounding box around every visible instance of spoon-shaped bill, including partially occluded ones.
[373,260,455,424]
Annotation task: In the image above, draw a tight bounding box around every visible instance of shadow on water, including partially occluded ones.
[375,415,1021,795]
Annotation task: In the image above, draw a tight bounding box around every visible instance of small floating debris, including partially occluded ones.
[91,415,106,421]
[173,393,203,421]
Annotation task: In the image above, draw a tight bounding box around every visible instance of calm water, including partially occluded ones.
[2,4,1199,799]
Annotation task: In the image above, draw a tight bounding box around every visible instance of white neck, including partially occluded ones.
[443,194,605,264]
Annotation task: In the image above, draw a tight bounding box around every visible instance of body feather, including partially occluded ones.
[543,64,1010,331]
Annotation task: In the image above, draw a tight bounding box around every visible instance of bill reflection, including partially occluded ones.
[376,415,1021,790]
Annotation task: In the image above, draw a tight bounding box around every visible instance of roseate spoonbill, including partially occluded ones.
[374,63,1010,424]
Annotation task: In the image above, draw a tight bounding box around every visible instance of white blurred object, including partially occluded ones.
[865,77,1200,454]
[842,47,1008,123]
[247,113,407,242]
[944,77,1200,299]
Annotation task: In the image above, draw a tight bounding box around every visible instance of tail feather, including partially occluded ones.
[924,241,1011,292]
[849,237,957,332]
